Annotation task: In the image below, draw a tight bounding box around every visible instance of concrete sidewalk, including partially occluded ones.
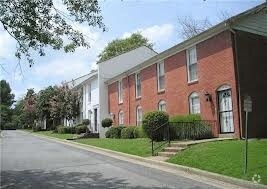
[21,131,266,189]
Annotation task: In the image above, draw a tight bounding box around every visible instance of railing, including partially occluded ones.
[151,120,217,156]
[169,120,217,140]
[151,122,170,156]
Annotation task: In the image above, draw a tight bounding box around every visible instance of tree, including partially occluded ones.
[0,80,15,128]
[97,33,153,63]
[0,0,105,66]
[23,88,37,128]
[178,16,212,40]
[0,80,15,106]
[50,85,80,125]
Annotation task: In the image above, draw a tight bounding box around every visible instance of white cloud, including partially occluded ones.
[34,58,90,79]
[122,24,174,44]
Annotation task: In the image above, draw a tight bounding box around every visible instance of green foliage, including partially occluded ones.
[105,126,125,139]
[101,118,113,128]
[82,119,90,126]
[0,80,15,106]
[1,122,16,130]
[169,114,201,122]
[32,125,43,132]
[75,125,87,134]
[56,125,76,134]
[121,127,135,139]
[142,111,169,141]
[170,122,213,140]
[0,0,105,66]
[133,126,147,138]
[98,33,153,63]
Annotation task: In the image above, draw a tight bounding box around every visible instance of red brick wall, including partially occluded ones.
[108,31,240,137]
[235,31,267,138]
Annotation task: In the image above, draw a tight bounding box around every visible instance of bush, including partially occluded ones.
[56,125,76,134]
[121,127,135,139]
[133,126,147,138]
[143,111,169,141]
[169,114,201,122]
[101,118,113,128]
[169,115,213,140]
[105,126,124,138]
[82,119,90,126]
[75,125,87,134]
[32,125,42,132]
[2,122,17,130]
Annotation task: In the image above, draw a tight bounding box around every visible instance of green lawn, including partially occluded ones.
[75,138,151,157]
[31,130,78,140]
[167,139,267,185]
[28,130,152,157]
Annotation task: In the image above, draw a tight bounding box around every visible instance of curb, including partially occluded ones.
[22,131,266,189]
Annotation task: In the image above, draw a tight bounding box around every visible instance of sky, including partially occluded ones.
[0,0,265,100]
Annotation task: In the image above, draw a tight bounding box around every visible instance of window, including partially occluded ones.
[118,79,123,103]
[189,92,200,114]
[88,84,91,103]
[135,72,141,98]
[157,61,165,91]
[186,46,198,82]
[136,106,143,126]
[158,100,167,112]
[118,110,124,125]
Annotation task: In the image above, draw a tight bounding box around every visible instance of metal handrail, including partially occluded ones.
[151,121,170,156]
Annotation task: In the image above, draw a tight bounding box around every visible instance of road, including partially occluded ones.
[1,130,221,189]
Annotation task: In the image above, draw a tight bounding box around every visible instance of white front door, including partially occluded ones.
[218,89,234,133]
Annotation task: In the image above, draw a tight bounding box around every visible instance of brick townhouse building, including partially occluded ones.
[106,3,267,138]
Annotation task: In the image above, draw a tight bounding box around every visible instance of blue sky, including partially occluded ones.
[0,0,264,100]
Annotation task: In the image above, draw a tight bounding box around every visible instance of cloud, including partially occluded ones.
[122,24,174,44]
[34,58,90,79]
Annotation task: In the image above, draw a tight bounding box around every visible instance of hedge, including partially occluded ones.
[121,127,135,139]
[133,126,147,138]
[105,126,125,138]
[101,118,113,128]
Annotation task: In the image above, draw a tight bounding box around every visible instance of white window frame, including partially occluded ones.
[136,106,143,126]
[158,100,167,112]
[118,110,124,126]
[118,79,123,103]
[157,61,165,91]
[186,46,198,83]
[135,72,141,98]
[189,92,200,114]
[88,84,91,103]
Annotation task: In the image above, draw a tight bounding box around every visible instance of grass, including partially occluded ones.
[26,130,78,140]
[75,138,151,157]
[26,130,152,157]
[167,139,267,185]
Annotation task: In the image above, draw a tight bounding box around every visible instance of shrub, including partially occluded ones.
[82,119,90,126]
[169,114,213,140]
[121,127,135,139]
[56,125,76,134]
[106,126,124,138]
[32,125,42,132]
[143,111,169,141]
[2,122,16,130]
[105,129,111,138]
[133,126,147,138]
[75,125,87,134]
[101,118,113,128]
[169,114,201,122]
[56,125,66,134]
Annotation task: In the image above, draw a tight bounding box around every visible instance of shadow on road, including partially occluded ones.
[1,169,173,189]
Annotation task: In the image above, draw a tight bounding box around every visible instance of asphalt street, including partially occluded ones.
[1,130,221,189]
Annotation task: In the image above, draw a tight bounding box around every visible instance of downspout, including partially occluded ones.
[230,28,244,139]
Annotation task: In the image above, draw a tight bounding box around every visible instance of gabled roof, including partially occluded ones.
[105,2,267,85]
[65,70,98,89]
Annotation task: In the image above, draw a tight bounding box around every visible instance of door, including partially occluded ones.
[218,89,234,133]
[94,108,98,132]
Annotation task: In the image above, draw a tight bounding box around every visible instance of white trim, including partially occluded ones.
[217,84,231,91]
[118,79,123,104]
[157,61,165,91]
[158,100,167,112]
[136,105,143,126]
[118,110,124,125]
[186,46,198,83]
[189,92,200,114]
[135,72,141,98]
